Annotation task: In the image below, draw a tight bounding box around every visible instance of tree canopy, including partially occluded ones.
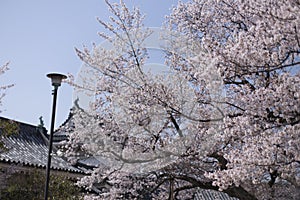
[65,0,300,199]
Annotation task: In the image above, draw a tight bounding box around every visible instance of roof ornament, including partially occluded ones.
[38,116,44,128]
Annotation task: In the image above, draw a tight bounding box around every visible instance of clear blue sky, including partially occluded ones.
[0,0,183,129]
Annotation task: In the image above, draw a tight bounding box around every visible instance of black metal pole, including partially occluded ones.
[44,85,59,200]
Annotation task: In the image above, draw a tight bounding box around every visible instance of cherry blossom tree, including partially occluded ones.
[0,62,13,108]
[0,62,15,150]
[65,0,300,199]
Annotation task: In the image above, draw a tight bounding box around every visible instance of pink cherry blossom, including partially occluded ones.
[65,1,300,199]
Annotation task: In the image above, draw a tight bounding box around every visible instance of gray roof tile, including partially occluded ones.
[0,117,82,173]
[195,189,239,200]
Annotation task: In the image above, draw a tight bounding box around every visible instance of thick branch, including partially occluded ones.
[209,152,228,170]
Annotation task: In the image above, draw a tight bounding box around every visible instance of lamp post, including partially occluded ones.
[44,73,67,200]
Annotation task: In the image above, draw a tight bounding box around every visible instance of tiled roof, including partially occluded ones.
[0,117,82,173]
[195,188,239,200]
[53,110,74,144]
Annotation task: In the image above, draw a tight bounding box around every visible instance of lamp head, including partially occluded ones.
[47,73,67,87]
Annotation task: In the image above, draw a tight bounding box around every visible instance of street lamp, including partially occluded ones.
[44,73,67,200]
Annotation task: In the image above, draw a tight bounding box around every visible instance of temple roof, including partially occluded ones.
[0,117,82,174]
